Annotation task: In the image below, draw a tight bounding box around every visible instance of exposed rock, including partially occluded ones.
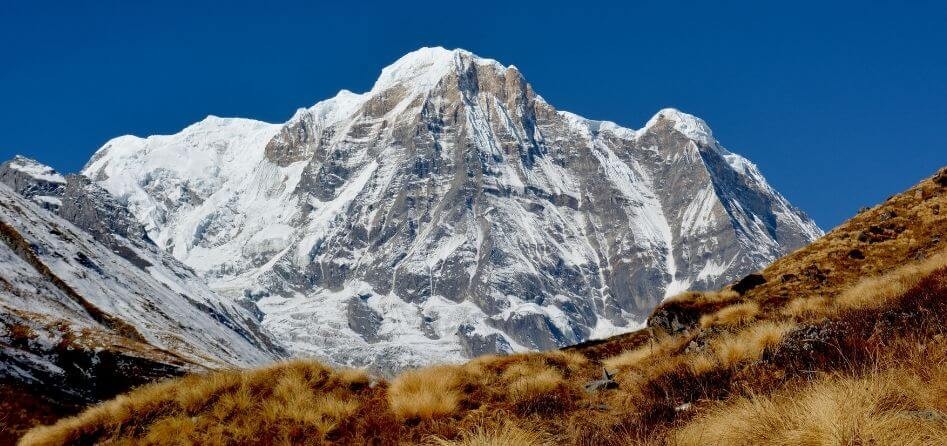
[0,156,66,211]
[79,47,822,371]
[456,324,513,357]
[732,273,766,295]
[346,295,384,343]
[935,168,947,187]
[584,368,618,393]
[898,410,946,421]
[674,402,693,413]
[802,265,828,283]
[879,210,898,221]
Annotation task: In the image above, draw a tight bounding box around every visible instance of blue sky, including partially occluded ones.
[1,1,945,229]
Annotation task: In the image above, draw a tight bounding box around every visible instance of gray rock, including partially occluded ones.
[78,47,823,372]
[456,323,513,357]
[346,295,384,343]
[584,368,618,393]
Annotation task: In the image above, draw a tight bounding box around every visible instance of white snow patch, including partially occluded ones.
[33,196,62,207]
[9,157,66,184]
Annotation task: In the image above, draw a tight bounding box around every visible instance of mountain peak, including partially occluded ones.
[2,155,66,185]
[82,48,822,371]
[371,46,507,93]
[644,108,716,147]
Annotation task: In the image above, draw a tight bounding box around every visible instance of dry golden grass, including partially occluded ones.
[429,422,550,446]
[507,369,568,412]
[835,249,947,311]
[388,365,464,420]
[704,321,795,367]
[19,360,370,446]
[699,301,760,328]
[22,256,947,445]
[781,295,832,318]
[663,290,740,306]
[602,344,657,371]
[731,167,947,314]
[673,343,947,446]
[602,332,687,371]
[22,258,947,445]
[777,248,947,321]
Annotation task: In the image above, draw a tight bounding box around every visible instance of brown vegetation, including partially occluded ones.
[673,335,947,446]
[17,167,947,445]
[388,365,463,420]
[20,361,371,446]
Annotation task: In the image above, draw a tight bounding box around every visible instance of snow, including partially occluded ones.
[589,315,642,341]
[641,108,716,147]
[589,142,666,249]
[371,47,506,93]
[255,282,497,371]
[557,110,637,141]
[697,257,735,282]
[296,160,379,265]
[82,116,289,279]
[680,183,720,237]
[33,195,62,208]
[0,183,279,369]
[9,156,66,184]
[72,46,823,371]
[291,89,368,128]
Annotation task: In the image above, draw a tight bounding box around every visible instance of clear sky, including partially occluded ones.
[1,1,945,229]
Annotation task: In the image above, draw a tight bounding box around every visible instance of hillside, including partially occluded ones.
[18,167,947,445]
[0,160,284,443]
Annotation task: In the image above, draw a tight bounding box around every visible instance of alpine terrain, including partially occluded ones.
[0,156,285,441]
[21,165,947,446]
[76,47,821,371]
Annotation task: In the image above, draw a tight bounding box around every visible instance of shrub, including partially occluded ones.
[5,322,37,346]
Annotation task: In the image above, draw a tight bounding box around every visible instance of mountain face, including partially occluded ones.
[0,158,283,405]
[81,47,821,371]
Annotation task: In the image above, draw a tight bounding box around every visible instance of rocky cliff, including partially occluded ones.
[81,47,821,370]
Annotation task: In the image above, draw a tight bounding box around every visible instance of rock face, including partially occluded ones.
[0,156,67,211]
[0,159,285,405]
[81,47,822,371]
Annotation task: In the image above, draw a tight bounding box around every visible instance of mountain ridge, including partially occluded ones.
[80,46,821,371]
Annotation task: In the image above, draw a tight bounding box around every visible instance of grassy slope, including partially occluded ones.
[17,167,947,445]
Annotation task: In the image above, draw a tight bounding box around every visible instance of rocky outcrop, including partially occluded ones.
[0,156,66,211]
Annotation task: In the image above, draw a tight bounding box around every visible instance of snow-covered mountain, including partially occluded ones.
[0,157,283,403]
[81,47,821,371]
